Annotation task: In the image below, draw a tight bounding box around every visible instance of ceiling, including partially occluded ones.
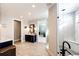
[58,3,79,16]
[0,3,50,21]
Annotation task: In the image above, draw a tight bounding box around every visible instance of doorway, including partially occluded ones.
[38,20,48,44]
[14,20,21,42]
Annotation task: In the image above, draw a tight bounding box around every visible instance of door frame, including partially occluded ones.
[14,20,21,43]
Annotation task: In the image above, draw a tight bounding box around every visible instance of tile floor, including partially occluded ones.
[15,42,49,56]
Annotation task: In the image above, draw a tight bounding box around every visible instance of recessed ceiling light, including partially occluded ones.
[32,4,36,8]
[28,12,32,16]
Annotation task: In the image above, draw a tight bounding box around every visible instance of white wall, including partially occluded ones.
[0,19,13,40]
[75,9,79,42]
[62,9,79,55]
[57,12,75,55]
[58,12,75,46]
[48,4,57,56]
[0,4,1,40]
[57,4,79,55]
[57,9,79,55]
[67,9,79,53]
[0,24,2,40]
[0,3,48,43]
[0,4,29,43]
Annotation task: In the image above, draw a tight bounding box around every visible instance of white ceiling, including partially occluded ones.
[0,3,49,21]
[58,3,79,15]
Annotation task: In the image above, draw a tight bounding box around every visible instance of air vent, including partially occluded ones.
[57,16,59,19]
[61,9,66,11]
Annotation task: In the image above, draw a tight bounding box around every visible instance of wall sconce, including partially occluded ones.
[24,26,27,29]
[24,26,29,32]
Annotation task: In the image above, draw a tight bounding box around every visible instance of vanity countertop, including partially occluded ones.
[25,33,36,36]
[0,39,13,43]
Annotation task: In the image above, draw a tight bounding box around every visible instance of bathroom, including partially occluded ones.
[57,3,79,56]
[1,3,79,56]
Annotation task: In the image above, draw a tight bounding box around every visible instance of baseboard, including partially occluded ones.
[14,39,21,42]
[46,48,54,56]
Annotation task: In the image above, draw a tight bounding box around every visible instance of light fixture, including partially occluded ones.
[32,4,36,8]
[28,12,32,16]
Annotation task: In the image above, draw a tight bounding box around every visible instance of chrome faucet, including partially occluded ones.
[60,41,71,56]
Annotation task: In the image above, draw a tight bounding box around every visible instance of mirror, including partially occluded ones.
[29,24,35,34]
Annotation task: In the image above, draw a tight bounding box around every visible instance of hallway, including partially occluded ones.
[15,42,49,56]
